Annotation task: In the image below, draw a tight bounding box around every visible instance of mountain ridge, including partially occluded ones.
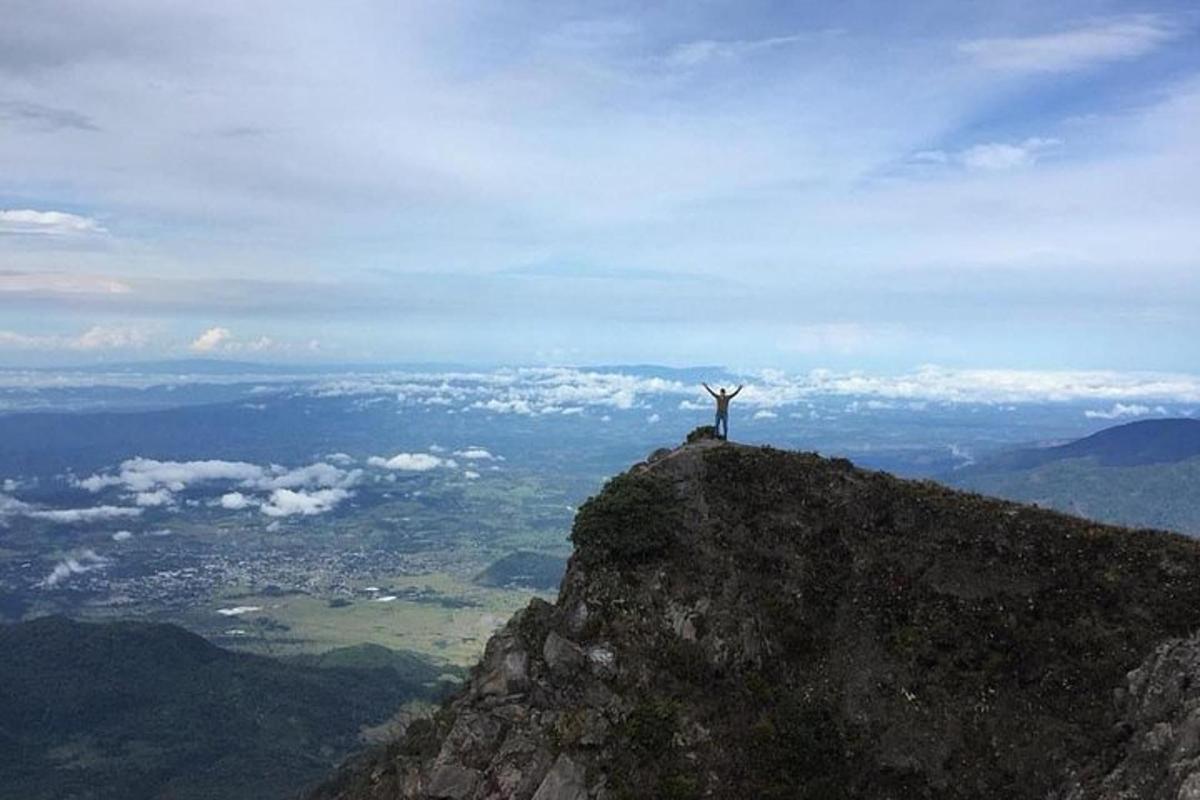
[963,418,1200,472]
[311,436,1200,800]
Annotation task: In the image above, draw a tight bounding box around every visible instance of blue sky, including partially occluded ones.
[1,1,1198,370]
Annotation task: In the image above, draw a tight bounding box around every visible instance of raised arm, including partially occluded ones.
[729,385,743,398]
[702,383,718,398]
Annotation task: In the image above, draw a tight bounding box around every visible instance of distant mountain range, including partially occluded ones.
[948,418,1200,534]
[0,617,455,800]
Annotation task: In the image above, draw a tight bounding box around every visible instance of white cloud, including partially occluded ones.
[959,15,1177,73]
[0,209,105,236]
[0,492,32,519]
[959,138,1061,171]
[259,487,351,517]
[453,447,497,460]
[77,457,265,493]
[217,491,253,510]
[188,327,310,355]
[647,413,661,423]
[27,505,143,523]
[753,409,777,419]
[216,605,261,616]
[134,488,175,507]
[743,366,1200,406]
[39,548,110,587]
[463,470,481,480]
[259,462,362,490]
[1083,403,1167,420]
[470,398,535,415]
[948,443,975,468]
[367,452,456,471]
[190,327,233,353]
[112,530,134,541]
[76,457,358,497]
[308,365,1200,412]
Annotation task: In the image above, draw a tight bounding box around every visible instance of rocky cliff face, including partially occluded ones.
[311,439,1200,800]
[1061,633,1200,800]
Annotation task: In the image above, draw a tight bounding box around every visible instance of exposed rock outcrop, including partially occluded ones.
[1061,633,1200,799]
[311,439,1200,800]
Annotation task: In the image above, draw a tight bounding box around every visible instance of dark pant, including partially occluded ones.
[714,410,728,438]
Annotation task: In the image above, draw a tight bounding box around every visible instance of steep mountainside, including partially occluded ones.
[0,617,451,800]
[949,419,1200,534]
[311,438,1200,800]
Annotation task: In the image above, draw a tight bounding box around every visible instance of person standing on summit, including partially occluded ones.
[703,382,742,440]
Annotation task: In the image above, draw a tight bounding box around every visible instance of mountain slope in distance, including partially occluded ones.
[949,419,1200,535]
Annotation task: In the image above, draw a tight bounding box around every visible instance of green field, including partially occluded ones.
[201,572,549,664]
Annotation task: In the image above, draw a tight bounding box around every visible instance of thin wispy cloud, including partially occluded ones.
[910,137,1063,171]
[0,271,132,295]
[0,492,32,519]
[0,100,98,132]
[0,325,148,351]
[959,15,1179,73]
[39,549,110,588]
[0,209,106,236]
[665,33,810,68]
[27,506,143,524]
[959,138,1063,171]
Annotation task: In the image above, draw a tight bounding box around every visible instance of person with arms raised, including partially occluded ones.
[703,382,742,440]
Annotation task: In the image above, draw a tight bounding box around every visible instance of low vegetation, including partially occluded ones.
[570,471,682,565]
[0,617,450,800]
